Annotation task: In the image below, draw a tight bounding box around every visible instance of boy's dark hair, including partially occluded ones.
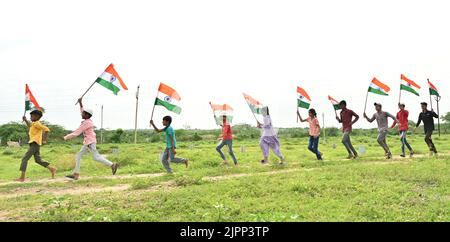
[30,110,43,118]
[163,116,172,126]
[309,108,317,117]
[339,100,347,106]
[83,111,92,119]
[265,107,270,116]
[421,102,428,106]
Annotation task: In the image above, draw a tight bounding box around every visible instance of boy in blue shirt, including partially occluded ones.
[150,116,188,173]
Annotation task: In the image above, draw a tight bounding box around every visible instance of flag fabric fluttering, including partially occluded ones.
[209,102,233,125]
[243,93,263,115]
[95,63,128,95]
[297,86,311,109]
[400,74,420,96]
[154,83,182,114]
[368,78,390,96]
[25,84,44,112]
[328,95,341,110]
[428,80,440,97]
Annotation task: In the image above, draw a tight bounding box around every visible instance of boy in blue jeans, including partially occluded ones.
[150,116,188,173]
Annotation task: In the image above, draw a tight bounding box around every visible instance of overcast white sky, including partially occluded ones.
[1,0,449,131]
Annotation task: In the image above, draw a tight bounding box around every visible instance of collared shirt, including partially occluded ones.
[417,110,438,132]
[340,109,358,133]
[307,117,320,137]
[395,110,409,131]
[222,122,233,140]
[28,121,50,146]
[64,108,97,145]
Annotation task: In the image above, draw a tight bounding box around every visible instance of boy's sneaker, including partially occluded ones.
[346,155,354,159]
[386,154,392,159]
[400,154,406,158]
[111,163,119,175]
[410,151,414,158]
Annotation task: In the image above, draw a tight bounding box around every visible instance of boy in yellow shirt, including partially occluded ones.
[16,110,57,182]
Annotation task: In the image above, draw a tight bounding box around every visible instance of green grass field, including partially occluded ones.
[0,134,449,222]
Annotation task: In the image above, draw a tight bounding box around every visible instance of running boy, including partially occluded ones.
[216,115,238,166]
[390,103,414,157]
[16,110,57,182]
[64,98,118,180]
[364,103,398,159]
[414,102,439,155]
[150,116,188,173]
[336,100,360,159]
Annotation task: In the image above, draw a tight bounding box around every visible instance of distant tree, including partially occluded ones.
[110,129,124,143]
[0,122,28,145]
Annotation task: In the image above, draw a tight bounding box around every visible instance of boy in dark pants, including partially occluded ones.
[414,102,439,156]
[16,110,57,182]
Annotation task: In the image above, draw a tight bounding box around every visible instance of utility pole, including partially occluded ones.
[322,112,326,143]
[101,105,104,144]
[134,85,140,144]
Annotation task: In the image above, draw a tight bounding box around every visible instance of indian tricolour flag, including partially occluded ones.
[400,74,420,96]
[368,78,390,96]
[209,102,233,125]
[25,84,44,112]
[297,86,311,109]
[243,93,263,114]
[95,63,128,95]
[428,79,440,97]
[328,95,341,110]
[154,83,182,114]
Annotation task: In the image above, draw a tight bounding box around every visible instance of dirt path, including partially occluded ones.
[0,158,417,199]
[0,172,166,187]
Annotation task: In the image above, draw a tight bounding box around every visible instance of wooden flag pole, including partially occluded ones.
[100,105,104,144]
[150,84,161,120]
[75,80,97,105]
[428,79,433,110]
[435,95,441,137]
[322,112,326,143]
[363,90,369,114]
[134,85,140,144]
[398,81,402,104]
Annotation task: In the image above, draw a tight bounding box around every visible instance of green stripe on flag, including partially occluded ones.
[25,101,31,111]
[250,105,262,114]
[400,84,420,96]
[155,98,182,114]
[429,88,440,97]
[96,78,120,95]
[297,99,310,109]
[333,104,341,110]
[215,115,233,125]
[368,87,388,96]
